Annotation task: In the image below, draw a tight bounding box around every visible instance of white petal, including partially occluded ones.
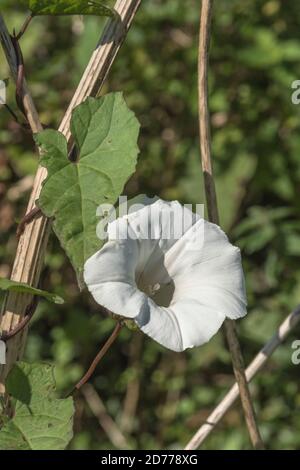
[84,198,247,352]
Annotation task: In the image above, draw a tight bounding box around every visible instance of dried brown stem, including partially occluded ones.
[197,0,264,449]
[82,383,130,449]
[0,297,38,342]
[185,306,300,449]
[0,0,142,393]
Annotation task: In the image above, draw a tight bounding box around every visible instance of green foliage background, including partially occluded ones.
[0,0,300,450]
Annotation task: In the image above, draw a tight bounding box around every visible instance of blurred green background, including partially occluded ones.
[1,0,300,450]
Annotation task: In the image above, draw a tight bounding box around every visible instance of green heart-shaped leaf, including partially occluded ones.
[35,93,140,277]
[0,362,74,450]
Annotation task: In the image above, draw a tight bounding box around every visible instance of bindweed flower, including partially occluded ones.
[84,199,247,352]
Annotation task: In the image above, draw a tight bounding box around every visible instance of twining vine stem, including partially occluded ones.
[70,322,123,395]
[197,0,265,450]
[0,0,142,394]
[15,14,33,41]
[0,297,38,342]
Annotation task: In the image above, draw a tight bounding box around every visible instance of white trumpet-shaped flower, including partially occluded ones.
[84,198,247,352]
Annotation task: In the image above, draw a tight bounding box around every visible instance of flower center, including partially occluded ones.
[137,277,175,308]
